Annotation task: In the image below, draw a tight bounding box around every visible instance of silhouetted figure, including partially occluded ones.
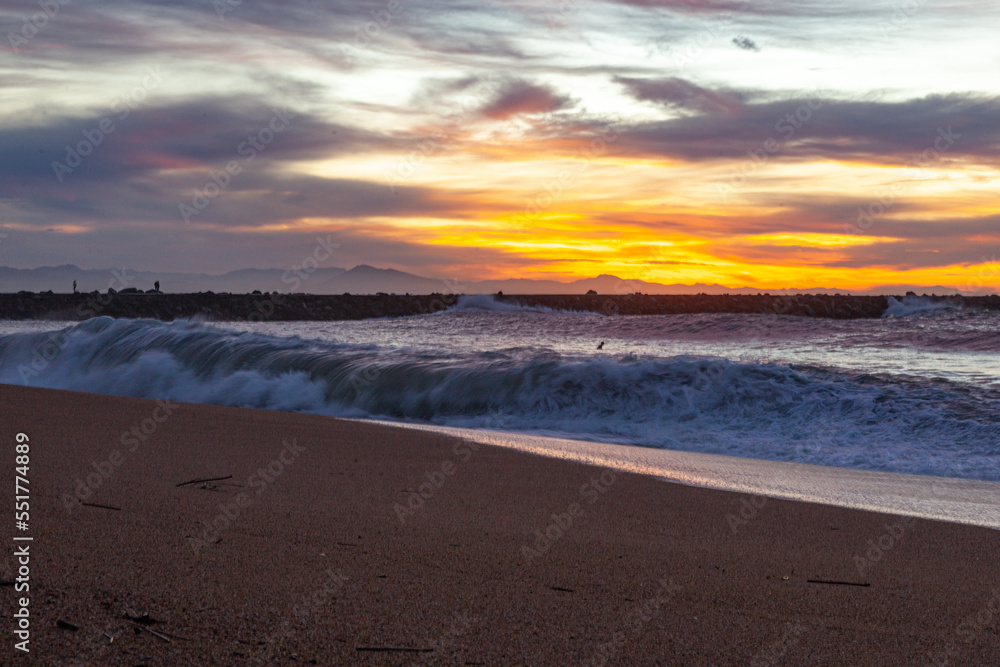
[154,280,160,292]
[597,341,604,350]
[72,280,77,293]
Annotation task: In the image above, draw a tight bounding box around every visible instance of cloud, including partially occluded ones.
[615,77,745,115]
[607,82,1000,166]
[0,0,530,73]
[605,0,886,18]
[0,96,400,187]
[732,36,759,51]
[0,95,510,229]
[479,80,573,120]
[0,168,493,230]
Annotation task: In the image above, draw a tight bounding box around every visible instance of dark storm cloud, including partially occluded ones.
[0,97,389,187]
[1,168,490,229]
[611,80,1000,166]
[0,95,502,228]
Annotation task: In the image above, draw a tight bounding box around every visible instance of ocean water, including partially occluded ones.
[2,295,1000,483]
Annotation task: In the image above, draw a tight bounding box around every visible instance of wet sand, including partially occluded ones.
[2,383,998,665]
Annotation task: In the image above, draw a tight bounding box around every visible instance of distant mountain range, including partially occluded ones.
[0,264,981,296]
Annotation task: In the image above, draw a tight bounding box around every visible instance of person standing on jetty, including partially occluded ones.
[154,280,160,292]
[72,280,77,293]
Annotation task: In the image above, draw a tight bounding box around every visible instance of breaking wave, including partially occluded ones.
[1,317,998,480]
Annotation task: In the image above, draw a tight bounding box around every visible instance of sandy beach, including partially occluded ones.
[3,383,999,665]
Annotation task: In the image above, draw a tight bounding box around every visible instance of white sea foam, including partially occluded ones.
[883,295,956,318]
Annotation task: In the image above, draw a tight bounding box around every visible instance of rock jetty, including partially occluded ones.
[499,293,897,318]
[498,293,1000,318]
[2,291,998,321]
[0,292,459,321]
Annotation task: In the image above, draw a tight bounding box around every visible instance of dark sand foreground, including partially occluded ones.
[2,384,999,665]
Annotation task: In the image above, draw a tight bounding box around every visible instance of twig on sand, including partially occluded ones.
[176,474,233,487]
[356,646,434,653]
[550,586,574,593]
[126,620,177,642]
[806,579,870,587]
[57,619,80,631]
[80,501,122,511]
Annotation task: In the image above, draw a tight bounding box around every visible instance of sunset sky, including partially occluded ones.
[2,0,999,290]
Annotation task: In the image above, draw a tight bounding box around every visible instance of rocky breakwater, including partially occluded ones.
[0,291,460,321]
[4,291,1000,321]
[498,293,999,318]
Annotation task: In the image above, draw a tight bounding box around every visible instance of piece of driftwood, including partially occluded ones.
[127,621,172,642]
[56,619,80,631]
[806,579,870,587]
[80,501,122,511]
[176,474,233,487]
[356,646,433,653]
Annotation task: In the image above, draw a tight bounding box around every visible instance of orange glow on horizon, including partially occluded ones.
[251,138,1000,293]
